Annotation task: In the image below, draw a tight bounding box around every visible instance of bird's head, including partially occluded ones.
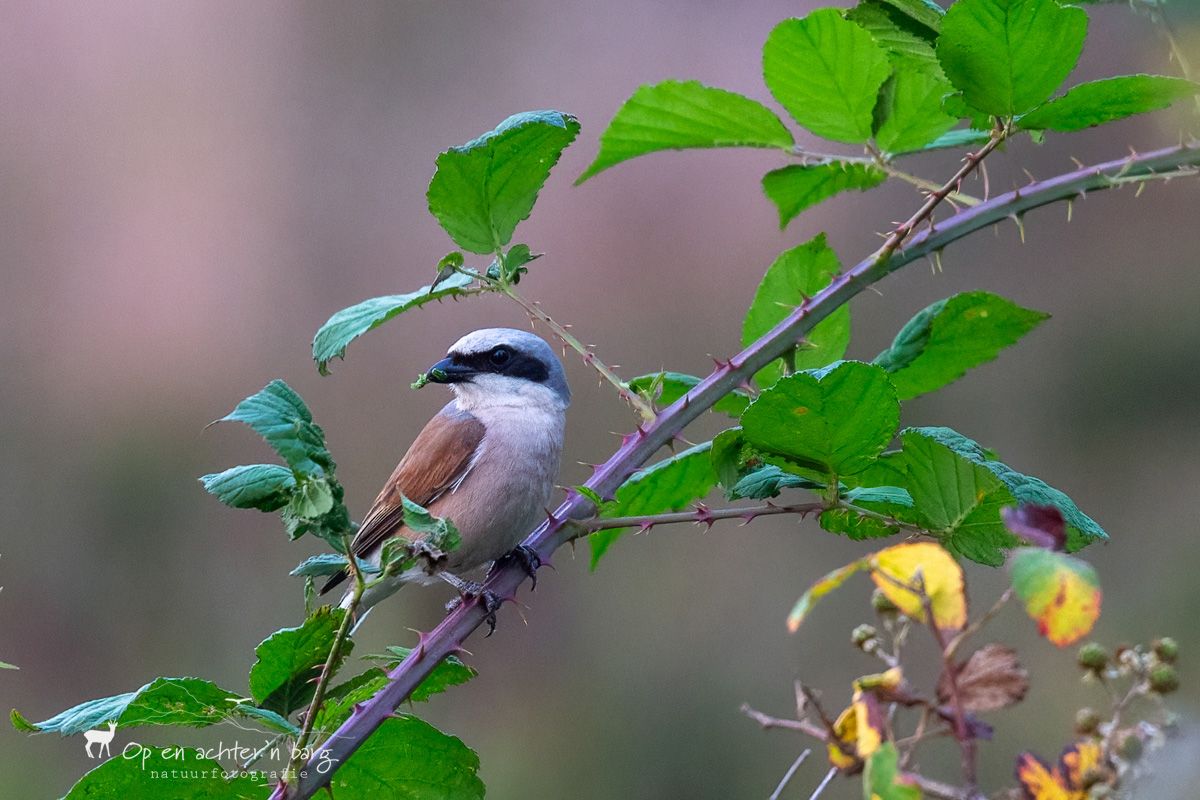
[426,328,570,411]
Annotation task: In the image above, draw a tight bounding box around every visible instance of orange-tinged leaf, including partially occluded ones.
[1058,740,1103,790]
[870,542,967,630]
[1010,548,1101,646]
[827,705,859,770]
[1016,752,1076,800]
[787,557,868,632]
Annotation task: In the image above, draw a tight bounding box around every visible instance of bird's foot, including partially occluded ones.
[441,573,503,636]
[494,544,543,590]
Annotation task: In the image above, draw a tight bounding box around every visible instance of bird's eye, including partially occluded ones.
[488,347,512,367]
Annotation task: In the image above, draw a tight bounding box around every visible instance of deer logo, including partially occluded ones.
[83,721,117,758]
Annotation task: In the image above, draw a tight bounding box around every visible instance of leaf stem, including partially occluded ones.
[277,140,1200,800]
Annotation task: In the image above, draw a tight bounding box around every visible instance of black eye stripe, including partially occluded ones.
[450,349,549,383]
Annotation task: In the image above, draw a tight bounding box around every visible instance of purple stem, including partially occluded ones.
[276,141,1200,798]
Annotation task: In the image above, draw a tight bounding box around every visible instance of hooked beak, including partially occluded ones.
[425,356,475,384]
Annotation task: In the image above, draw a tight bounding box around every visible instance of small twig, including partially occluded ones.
[580,502,824,535]
[741,703,830,741]
[769,749,812,800]
[806,767,838,800]
[945,586,1013,659]
[498,283,656,421]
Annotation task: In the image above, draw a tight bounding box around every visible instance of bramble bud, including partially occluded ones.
[871,589,899,615]
[1153,637,1179,664]
[852,624,878,648]
[1149,664,1180,694]
[1116,731,1144,763]
[1077,642,1109,672]
[1074,707,1101,735]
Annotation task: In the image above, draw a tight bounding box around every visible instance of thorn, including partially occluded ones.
[737,379,756,394]
[711,356,731,370]
[1066,198,1074,223]
[352,702,367,715]
[1021,167,1037,185]
[694,503,716,529]
[1009,213,1026,244]
[1135,181,1147,198]
[545,507,562,525]
[934,250,944,273]
[637,522,653,535]
[1070,155,1085,169]
[449,645,473,658]
[414,630,433,658]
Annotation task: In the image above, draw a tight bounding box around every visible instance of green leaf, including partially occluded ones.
[761,163,887,228]
[399,496,462,553]
[232,704,300,735]
[1019,75,1200,132]
[875,0,945,31]
[763,9,893,143]
[787,558,869,631]
[937,0,1088,117]
[1010,547,1101,646]
[819,507,900,540]
[577,81,793,183]
[846,1,940,65]
[312,271,476,374]
[873,291,1049,400]
[312,669,389,734]
[0,661,17,670]
[199,464,296,512]
[369,646,477,702]
[249,607,351,716]
[864,741,922,800]
[730,465,821,500]
[898,429,1019,565]
[329,715,484,799]
[741,361,900,478]
[900,127,992,155]
[218,380,334,476]
[63,746,267,799]
[626,371,750,417]
[291,553,350,577]
[590,442,717,568]
[427,110,579,254]
[287,477,335,518]
[873,59,959,154]
[907,427,1108,551]
[14,678,244,735]
[742,235,850,387]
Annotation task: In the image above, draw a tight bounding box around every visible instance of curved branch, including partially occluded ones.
[277,140,1200,798]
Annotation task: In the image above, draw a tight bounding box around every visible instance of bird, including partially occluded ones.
[319,328,570,626]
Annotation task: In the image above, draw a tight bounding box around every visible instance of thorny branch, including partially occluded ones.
[275,139,1200,799]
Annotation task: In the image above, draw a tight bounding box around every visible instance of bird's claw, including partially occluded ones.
[496,544,542,590]
[442,575,503,636]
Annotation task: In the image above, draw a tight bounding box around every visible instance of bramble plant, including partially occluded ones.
[13,0,1198,797]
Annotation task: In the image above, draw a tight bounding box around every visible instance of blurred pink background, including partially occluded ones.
[2,1,1198,797]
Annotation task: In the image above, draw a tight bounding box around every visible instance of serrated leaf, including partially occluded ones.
[218,380,334,476]
[900,127,992,155]
[233,704,300,735]
[876,0,945,31]
[329,715,484,799]
[400,496,461,553]
[871,541,967,630]
[626,371,750,417]
[741,361,900,478]
[875,291,1049,400]
[1010,548,1101,646]
[590,442,717,568]
[199,464,296,512]
[730,465,820,500]
[312,271,476,374]
[847,1,939,65]
[578,81,793,183]
[763,9,893,143]
[907,426,1107,551]
[14,677,244,735]
[291,553,351,578]
[742,235,850,386]
[428,110,579,254]
[249,607,350,716]
[761,163,887,228]
[312,669,389,734]
[937,0,1088,117]
[63,746,267,799]
[787,558,869,632]
[819,507,901,540]
[1016,740,1103,798]
[1019,74,1200,132]
[938,643,1028,712]
[898,428,1019,566]
[873,58,959,154]
[864,742,922,800]
[369,646,477,702]
[288,477,335,518]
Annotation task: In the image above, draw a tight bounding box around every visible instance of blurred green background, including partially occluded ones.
[2,1,1198,797]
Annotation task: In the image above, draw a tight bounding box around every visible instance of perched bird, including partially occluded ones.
[320,328,570,622]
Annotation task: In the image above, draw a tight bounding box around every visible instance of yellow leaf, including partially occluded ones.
[1010,548,1102,647]
[827,705,859,770]
[870,542,967,630]
[787,557,868,632]
[1059,740,1103,791]
[1015,752,1076,800]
